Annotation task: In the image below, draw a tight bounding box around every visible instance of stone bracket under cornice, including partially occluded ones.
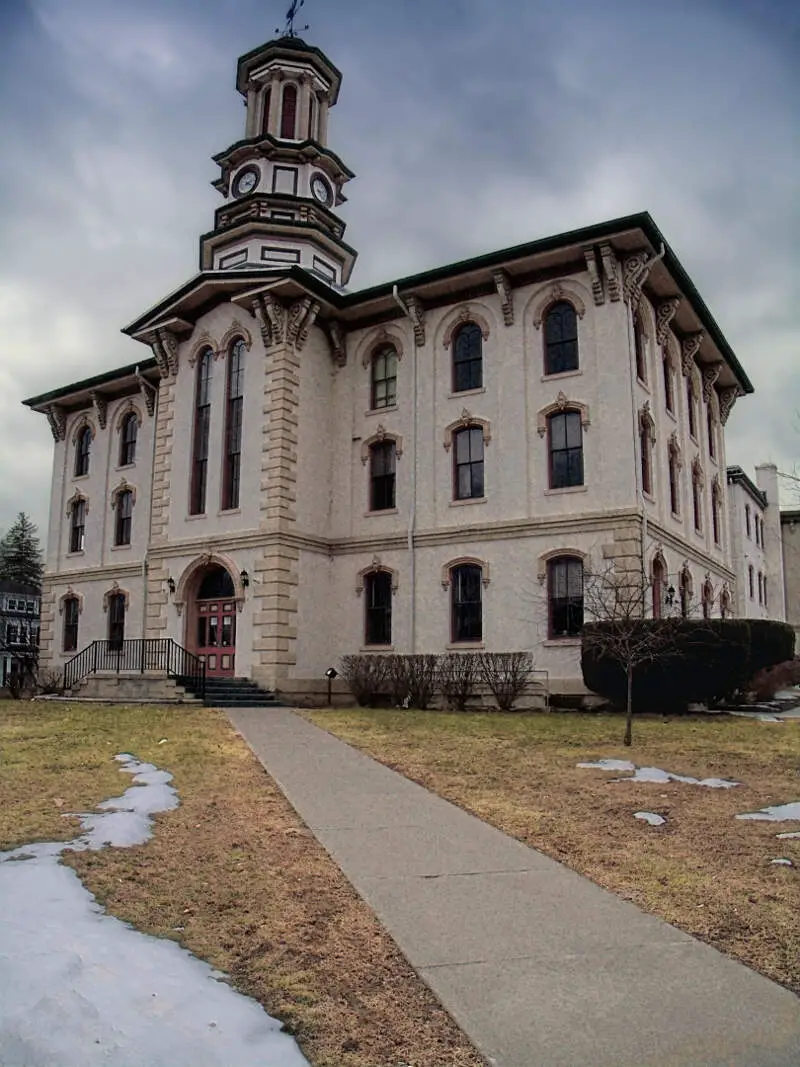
[493,270,514,326]
[90,391,108,430]
[46,404,67,442]
[401,294,426,347]
[623,244,666,308]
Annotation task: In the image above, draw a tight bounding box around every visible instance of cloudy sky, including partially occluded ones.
[0,0,797,539]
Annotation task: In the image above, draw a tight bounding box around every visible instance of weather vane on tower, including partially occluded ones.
[278,0,310,38]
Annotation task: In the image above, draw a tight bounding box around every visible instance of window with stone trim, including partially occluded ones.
[63,597,79,653]
[712,485,722,546]
[663,352,674,413]
[702,580,714,620]
[548,411,583,489]
[453,426,485,500]
[544,302,579,375]
[369,440,396,511]
[75,426,92,477]
[223,339,245,511]
[452,322,483,393]
[548,557,584,638]
[371,345,398,409]
[261,86,272,136]
[687,378,697,438]
[748,564,754,599]
[764,576,768,608]
[652,555,666,619]
[280,83,297,139]
[745,505,751,538]
[364,571,392,646]
[634,311,647,383]
[692,472,703,533]
[108,593,126,650]
[119,413,138,466]
[114,490,133,547]
[668,448,680,516]
[640,422,653,497]
[450,563,483,643]
[70,499,86,553]
[680,567,692,618]
[190,349,213,515]
[720,588,731,619]
[707,405,716,460]
[758,571,763,605]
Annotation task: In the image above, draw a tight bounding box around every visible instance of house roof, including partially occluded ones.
[726,466,768,508]
[0,580,40,596]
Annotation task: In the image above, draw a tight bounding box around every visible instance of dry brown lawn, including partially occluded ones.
[0,701,487,1067]
[306,707,800,995]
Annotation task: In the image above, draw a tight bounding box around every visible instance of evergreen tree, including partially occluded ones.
[0,512,43,588]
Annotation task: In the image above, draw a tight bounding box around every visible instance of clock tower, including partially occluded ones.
[199,34,357,288]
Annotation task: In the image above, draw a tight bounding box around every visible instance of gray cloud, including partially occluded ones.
[0,0,797,537]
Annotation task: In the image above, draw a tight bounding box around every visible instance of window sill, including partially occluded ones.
[448,386,486,400]
[665,407,677,422]
[671,510,681,521]
[360,645,394,653]
[116,463,136,472]
[185,513,207,521]
[365,508,399,517]
[541,369,582,384]
[449,496,487,507]
[636,377,650,392]
[366,404,398,417]
[110,544,131,551]
[708,455,719,466]
[642,490,655,504]
[66,551,85,558]
[72,473,90,481]
[219,508,242,516]
[689,433,698,446]
[544,485,587,496]
[544,637,582,647]
[446,642,485,651]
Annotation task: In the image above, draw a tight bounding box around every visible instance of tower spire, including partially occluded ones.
[278,0,309,38]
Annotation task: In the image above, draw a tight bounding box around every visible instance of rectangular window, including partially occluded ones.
[745,506,751,538]
[365,572,392,646]
[219,250,249,270]
[190,353,212,515]
[370,442,396,511]
[223,343,245,511]
[63,599,79,653]
[312,256,337,283]
[454,427,485,500]
[749,566,754,599]
[707,407,716,459]
[758,572,763,605]
[712,496,720,545]
[70,500,86,553]
[669,455,680,515]
[115,491,132,547]
[261,246,301,264]
[755,516,761,546]
[371,347,397,410]
[6,624,18,645]
[451,566,482,643]
[663,355,674,413]
[108,596,125,650]
[687,380,696,438]
[548,559,584,638]
[692,482,702,533]
[549,412,583,489]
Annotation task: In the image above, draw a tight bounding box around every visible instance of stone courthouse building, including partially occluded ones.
[25,31,760,700]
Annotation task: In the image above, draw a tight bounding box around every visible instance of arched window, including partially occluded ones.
[687,377,697,438]
[197,566,235,600]
[720,587,731,619]
[652,555,666,619]
[548,411,583,489]
[757,571,763,605]
[453,426,484,500]
[190,349,213,515]
[451,564,482,643]
[663,351,674,413]
[223,339,245,511]
[69,498,86,553]
[63,597,80,653]
[544,302,579,375]
[712,483,722,546]
[748,564,754,600]
[634,311,647,383]
[307,93,317,139]
[640,416,654,497]
[114,490,133,547]
[75,426,92,477]
[745,504,751,538]
[702,580,714,620]
[707,405,716,459]
[280,83,298,139]
[763,576,768,609]
[371,345,398,409]
[119,413,138,466]
[548,557,584,638]
[369,441,396,511]
[692,467,703,533]
[680,566,692,618]
[452,322,483,393]
[108,593,126,650]
[261,86,272,136]
[668,446,680,516]
[365,571,392,646]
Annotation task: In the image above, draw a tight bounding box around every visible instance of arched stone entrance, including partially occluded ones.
[186,563,238,677]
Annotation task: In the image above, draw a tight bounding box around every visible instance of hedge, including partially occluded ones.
[747,620,796,678]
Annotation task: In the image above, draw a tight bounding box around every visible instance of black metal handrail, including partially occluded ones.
[63,639,205,699]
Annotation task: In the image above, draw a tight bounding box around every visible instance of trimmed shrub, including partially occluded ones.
[439,653,480,711]
[384,654,440,709]
[581,619,751,712]
[339,655,389,707]
[747,620,796,678]
[478,651,533,711]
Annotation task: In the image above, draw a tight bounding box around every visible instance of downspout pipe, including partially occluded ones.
[135,365,159,643]
[392,285,418,653]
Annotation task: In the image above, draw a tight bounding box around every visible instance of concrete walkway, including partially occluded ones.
[228,708,800,1067]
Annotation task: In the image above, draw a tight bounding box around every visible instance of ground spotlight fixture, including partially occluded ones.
[167,577,176,594]
[665,585,675,606]
[240,569,250,589]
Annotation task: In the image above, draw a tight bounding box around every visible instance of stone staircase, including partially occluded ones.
[183,676,285,709]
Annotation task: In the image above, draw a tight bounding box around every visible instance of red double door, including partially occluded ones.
[195,599,236,677]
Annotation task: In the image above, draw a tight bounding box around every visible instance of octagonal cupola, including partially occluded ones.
[201,35,357,287]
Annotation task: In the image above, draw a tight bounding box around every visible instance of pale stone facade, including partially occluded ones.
[726,464,787,622]
[25,33,759,699]
[780,510,800,642]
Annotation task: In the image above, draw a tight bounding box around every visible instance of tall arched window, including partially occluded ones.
[634,311,647,383]
[223,339,245,511]
[548,557,584,638]
[75,426,92,477]
[365,571,392,646]
[707,405,717,460]
[668,446,680,516]
[63,597,80,653]
[369,441,396,511]
[548,411,583,489]
[451,564,482,643]
[748,564,755,600]
[692,465,703,533]
[453,426,484,500]
[280,83,298,139]
[680,566,692,618]
[652,555,666,619]
[687,377,697,438]
[190,349,213,515]
[745,504,752,538]
[119,413,138,466]
[452,322,483,392]
[108,593,126,649]
[663,351,674,413]
[712,482,722,546]
[307,93,317,139]
[720,587,731,619]
[69,498,86,553]
[261,86,272,136]
[544,302,579,375]
[371,345,398,409]
[702,580,714,619]
[114,490,133,547]
[639,410,654,497]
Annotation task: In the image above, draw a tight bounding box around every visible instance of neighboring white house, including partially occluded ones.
[725,464,787,622]
[24,32,758,701]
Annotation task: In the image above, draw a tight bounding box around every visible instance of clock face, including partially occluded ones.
[233,168,259,197]
[310,173,332,206]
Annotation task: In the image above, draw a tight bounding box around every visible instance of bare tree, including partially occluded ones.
[438,652,480,710]
[478,652,533,712]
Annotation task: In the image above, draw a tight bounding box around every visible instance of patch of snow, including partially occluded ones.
[776,831,800,840]
[736,802,800,823]
[578,761,739,788]
[634,811,665,826]
[770,859,793,867]
[0,755,310,1067]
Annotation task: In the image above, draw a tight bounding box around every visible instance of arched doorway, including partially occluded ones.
[190,565,237,677]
